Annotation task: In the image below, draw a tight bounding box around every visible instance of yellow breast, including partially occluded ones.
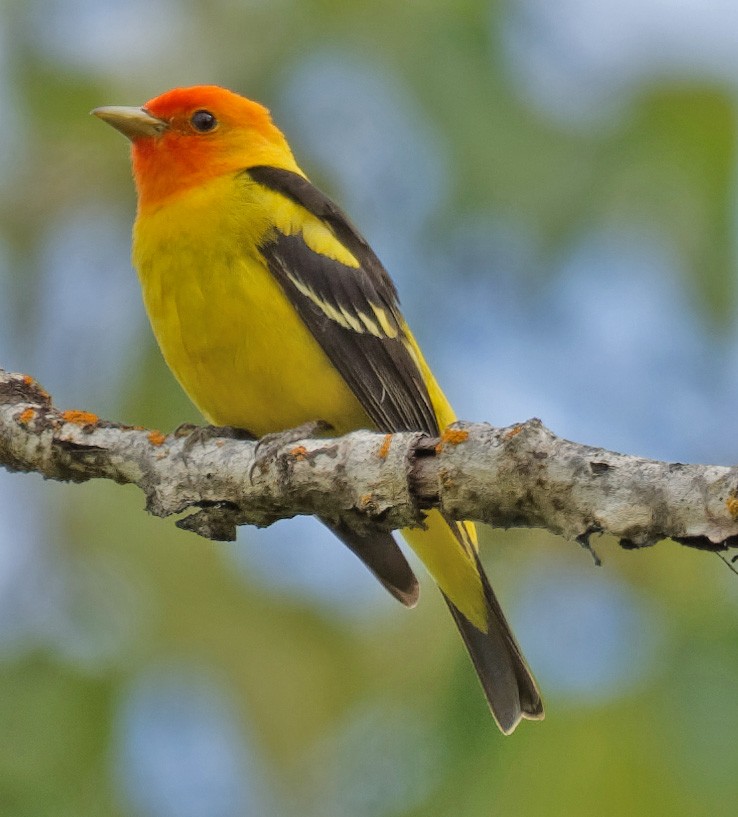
[132,174,369,435]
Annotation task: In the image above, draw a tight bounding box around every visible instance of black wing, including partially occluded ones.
[244,166,439,436]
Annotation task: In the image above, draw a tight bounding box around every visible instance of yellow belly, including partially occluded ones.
[132,177,370,436]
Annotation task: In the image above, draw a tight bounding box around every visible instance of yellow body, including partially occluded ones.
[93,84,542,731]
[134,172,487,629]
[134,176,368,433]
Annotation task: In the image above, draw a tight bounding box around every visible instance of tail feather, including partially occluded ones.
[322,518,420,607]
[402,512,543,733]
[444,548,543,734]
[323,512,543,732]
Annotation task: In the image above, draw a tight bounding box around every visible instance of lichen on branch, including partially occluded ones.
[2,367,738,553]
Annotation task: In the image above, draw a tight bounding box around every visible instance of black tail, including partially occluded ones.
[322,517,542,732]
[444,549,543,734]
[322,518,420,608]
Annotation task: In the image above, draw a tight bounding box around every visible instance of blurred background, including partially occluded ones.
[1,0,738,814]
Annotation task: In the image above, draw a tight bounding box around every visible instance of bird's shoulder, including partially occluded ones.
[242,166,400,304]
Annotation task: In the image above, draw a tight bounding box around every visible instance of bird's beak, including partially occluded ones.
[91,106,168,140]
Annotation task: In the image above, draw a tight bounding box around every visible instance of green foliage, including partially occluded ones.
[2,0,738,815]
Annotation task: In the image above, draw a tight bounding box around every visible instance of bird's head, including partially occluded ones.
[93,85,300,208]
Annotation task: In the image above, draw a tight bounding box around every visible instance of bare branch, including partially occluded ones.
[2,368,738,551]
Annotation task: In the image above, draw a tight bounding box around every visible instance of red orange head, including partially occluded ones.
[93,85,300,208]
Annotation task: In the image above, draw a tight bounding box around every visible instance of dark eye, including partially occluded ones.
[190,109,217,132]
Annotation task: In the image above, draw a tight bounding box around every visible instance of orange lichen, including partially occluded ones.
[727,496,738,519]
[18,407,35,425]
[377,434,393,460]
[62,409,99,426]
[443,428,469,445]
[21,374,50,401]
[358,493,377,512]
[148,430,167,446]
[290,445,309,461]
[435,427,469,454]
[504,424,524,439]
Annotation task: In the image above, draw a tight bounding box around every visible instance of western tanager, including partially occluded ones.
[93,85,543,733]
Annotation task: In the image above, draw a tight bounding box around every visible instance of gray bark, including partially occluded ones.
[2,368,737,554]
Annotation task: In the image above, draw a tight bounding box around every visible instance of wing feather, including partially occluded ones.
[246,166,438,435]
[242,166,435,603]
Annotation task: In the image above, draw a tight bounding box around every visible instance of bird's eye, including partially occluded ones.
[190,110,217,132]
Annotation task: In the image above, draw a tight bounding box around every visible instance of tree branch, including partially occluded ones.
[2,368,738,553]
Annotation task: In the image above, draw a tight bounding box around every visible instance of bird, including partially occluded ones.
[93,85,543,733]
